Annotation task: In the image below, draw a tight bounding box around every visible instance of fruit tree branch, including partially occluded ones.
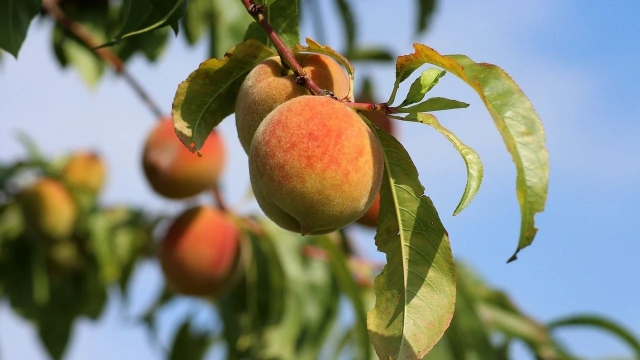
[241,0,335,98]
[240,0,398,115]
[41,0,164,119]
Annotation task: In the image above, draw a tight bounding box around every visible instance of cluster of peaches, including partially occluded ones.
[141,52,396,298]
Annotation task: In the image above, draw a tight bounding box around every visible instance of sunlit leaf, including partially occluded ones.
[0,0,41,57]
[172,39,275,151]
[366,127,456,359]
[398,69,446,107]
[396,43,549,262]
[87,213,120,283]
[404,113,482,215]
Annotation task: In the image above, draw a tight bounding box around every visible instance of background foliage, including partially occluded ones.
[1,0,639,359]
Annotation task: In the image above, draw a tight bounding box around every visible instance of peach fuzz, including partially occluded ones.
[158,206,240,296]
[235,53,351,154]
[249,95,384,235]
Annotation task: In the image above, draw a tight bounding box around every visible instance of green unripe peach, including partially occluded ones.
[18,178,77,241]
[158,206,241,296]
[61,150,107,195]
[249,95,384,235]
[142,117,226,199]
[235,53,351,154]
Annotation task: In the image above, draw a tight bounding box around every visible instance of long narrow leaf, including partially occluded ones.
[405,113,483,215]
[395,44,549,262]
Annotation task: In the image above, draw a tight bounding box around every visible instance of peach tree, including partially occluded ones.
[2,0,640,359]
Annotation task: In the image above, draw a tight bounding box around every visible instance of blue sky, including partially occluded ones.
[1,0,639,358]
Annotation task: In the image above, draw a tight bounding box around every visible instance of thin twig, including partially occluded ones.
[240,0,333,98]
[240,0,397,116]
[41,0,164,119]
[210,184,228,212]
[344,101,395,114]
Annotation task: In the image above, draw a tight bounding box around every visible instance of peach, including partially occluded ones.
[142,117,226,199]
[61,150,107,195]
[249,95,384,235]
[18,178,77,241]
[355,92,396,228]
[235,53,351,154]
[158,206,241,296]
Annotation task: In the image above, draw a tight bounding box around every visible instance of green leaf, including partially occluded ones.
[243,22,268,45]
[398,69,446,107]
[265,0,299,48]
[259,221,341,360]
[112,0,186,42]
[209,0,255,58]
[333,0,355,53]
[0,204,24,241]
[415,0,437,34]
[366,127,456,359]
[38,313,73,360]
[0,0,41,57]
[405,113,482,215]
[52,25,105,87]
[114,26,170,62]
[398,97,469,113]
[456,263,567,358]
[182,0,210,45]
[172,39,275,151]
[347,47,395,62]
[168,320,212,360]
[548,315,640,358]
[313,236,371,360]
[396,43,549,262]
[444,276,498,360]
[218,225,288,359]
[87,213,120,283]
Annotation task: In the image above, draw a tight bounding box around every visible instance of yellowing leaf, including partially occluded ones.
[396,44,549,261]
